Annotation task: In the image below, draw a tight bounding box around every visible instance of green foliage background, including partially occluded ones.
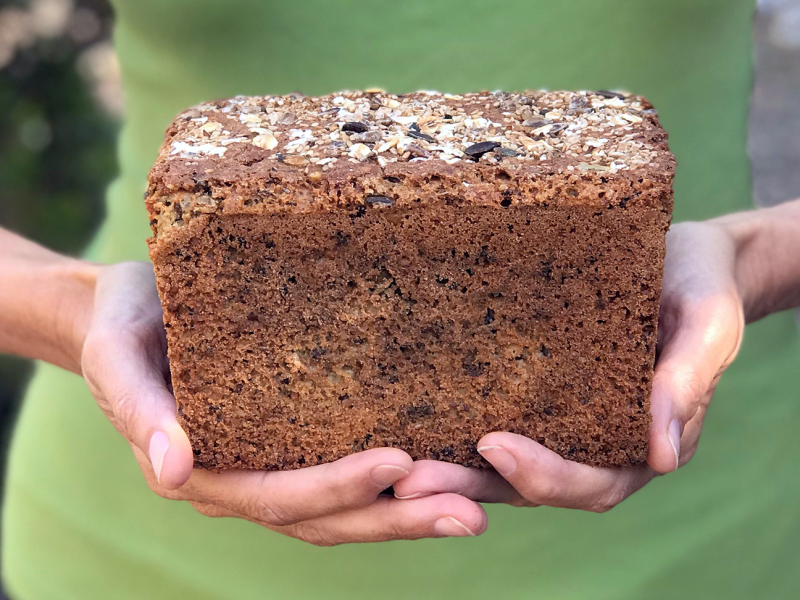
[0,0,118,449]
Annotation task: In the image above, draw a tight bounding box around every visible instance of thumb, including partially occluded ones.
[648,293,743,474]
[82,263,194,490]
[124,376,194,491]
[114,375,194,490]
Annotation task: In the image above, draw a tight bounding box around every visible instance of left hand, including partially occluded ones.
[80,262,487,545]
[393,220,745,512]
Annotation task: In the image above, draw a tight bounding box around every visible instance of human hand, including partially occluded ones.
[80,261,486,544]
[393,221,745,512]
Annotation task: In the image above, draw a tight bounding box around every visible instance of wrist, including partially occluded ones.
[711,201,800,323]
[710,212,765,323]
[47,258,103,373]
[0,227,104,373]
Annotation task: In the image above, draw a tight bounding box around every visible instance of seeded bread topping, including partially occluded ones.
[161,89,662,169]
[147,90,672,237]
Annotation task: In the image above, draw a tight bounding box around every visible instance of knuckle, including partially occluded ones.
[511,497,537,508]
[79,332,106,380]
[677,370,707,401]
[149,483,171,499]
[247,477,298,526]
[712,293,743,322]
[666,369,708,413]
[90,323,149,354]
[148,481,183,501]
[87,327,128,355]
[112,391,141,440]
[684,294,742,346]
[529,480,561,506]
[288,522,340,547]
[81,327,145,381]
[588,502,613,514]
[250,497,296,527]
[321,465,365,507]
[708,306,742,349]
[588,494,620,514]
[190,501,223,518]
[381,516,407,542]
[588,488,627,514]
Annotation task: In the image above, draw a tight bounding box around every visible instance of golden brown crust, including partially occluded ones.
[145,90,673,238]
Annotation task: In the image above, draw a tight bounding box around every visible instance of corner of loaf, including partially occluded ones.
[146,89,674,470]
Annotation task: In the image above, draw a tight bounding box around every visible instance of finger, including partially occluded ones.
[477,432,655,512]
[393,460,528,505]
[192,494,487,545]
[649,294,743,474]
[177,448,414,526]
[83,263,193,489]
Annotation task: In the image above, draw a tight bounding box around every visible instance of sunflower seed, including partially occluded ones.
[342,122,369,133]
[464,141,500,158]
[408,129,435,142]
[596,90,626,99]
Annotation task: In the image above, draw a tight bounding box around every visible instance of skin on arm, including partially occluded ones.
[394,198,800,511]
[0,226,485,544]
[718,200,800,322]
[0,228,101,374]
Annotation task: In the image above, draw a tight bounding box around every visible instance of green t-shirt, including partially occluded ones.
[6,1,800,598]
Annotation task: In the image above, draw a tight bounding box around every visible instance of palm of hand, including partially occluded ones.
[81,262,485,545]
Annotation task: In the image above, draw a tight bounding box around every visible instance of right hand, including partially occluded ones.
[80,261,486,545]
[392,220,746,512]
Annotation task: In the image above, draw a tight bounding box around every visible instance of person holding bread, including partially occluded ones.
[2,0,799,598]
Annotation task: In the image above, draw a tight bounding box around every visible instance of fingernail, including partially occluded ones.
[668,419,681,471]
[370,465,409,488]
[394,491,427,500]
[149,431,170,484]
[434,517,476,537]
[477,445,517,476]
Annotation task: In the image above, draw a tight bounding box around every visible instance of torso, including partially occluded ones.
[10,2,800,600]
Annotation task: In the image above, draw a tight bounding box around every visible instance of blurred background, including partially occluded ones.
[751,0,800,207]
[0,0,798,594]
[0,0,120,460]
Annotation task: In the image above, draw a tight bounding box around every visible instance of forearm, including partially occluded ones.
[712,199,800,323]
[0,227,101,374]
[2,197,797,374]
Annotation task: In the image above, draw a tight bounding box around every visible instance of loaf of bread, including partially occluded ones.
[145,90,673,470]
